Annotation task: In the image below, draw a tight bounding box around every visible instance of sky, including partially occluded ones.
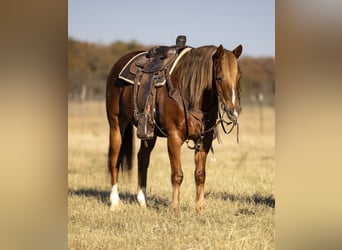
[68,0,274,57]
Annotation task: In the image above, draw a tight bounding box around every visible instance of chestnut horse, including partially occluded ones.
[106,44,242,210]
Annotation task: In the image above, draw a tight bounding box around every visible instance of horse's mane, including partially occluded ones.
[175,46,217,110]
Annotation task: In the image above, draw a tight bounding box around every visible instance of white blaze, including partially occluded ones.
[232,89,236,105]
[231,89,239,118]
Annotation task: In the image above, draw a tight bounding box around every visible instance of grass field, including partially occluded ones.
[68,101,275,249]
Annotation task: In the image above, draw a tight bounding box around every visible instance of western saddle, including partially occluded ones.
[131,37,188,140]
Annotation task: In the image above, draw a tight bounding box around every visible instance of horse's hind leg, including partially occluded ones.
[108,118,128,210]
[108,122,121,210]
[137,137,157,207]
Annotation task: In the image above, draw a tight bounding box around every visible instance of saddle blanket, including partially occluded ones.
[118,47,192,86]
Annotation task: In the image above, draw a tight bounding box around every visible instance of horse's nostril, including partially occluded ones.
[228,109,239,121]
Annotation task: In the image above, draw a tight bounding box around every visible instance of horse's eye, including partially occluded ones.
[216,76,222,82]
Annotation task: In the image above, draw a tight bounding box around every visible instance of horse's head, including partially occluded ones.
[213,44,243,122]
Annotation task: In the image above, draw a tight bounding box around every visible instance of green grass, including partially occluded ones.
[68,101,275,249]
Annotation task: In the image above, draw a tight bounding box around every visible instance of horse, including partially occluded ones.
[106,43,243,211]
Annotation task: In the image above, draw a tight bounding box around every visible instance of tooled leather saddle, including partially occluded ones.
[119,45,192,140]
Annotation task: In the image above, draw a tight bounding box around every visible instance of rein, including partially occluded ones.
[217,107,239,144]
[204,106,239,140]
[185,105,239,150]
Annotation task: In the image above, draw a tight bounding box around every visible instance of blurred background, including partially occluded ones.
[68,0,275,106]
[67,38,275,106]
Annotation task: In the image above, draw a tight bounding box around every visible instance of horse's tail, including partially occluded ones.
[118,123,134,173]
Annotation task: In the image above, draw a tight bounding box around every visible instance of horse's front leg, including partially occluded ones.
[167,133,184,210]
[137,137,157,207]
[194,134,213,211]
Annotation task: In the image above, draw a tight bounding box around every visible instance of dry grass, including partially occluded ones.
[68,101,275,249]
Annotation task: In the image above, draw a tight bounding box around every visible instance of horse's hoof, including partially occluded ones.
[137,199,147,208]
[137,188,147,208]
[196,206,205,212]
[196,202,205,212]
[171,202,181,214]
[109,201,122,211]
[110,205,118,211]
[138,202,147,208]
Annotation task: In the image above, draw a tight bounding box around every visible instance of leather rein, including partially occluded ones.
[185,104,239,150]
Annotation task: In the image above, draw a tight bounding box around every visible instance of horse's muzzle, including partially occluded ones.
[225,107,240,123]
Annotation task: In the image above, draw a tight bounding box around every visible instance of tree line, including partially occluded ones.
[68,37,274,105]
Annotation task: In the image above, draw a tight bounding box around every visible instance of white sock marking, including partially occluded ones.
[137,187,147,207]
[110,184,120,209]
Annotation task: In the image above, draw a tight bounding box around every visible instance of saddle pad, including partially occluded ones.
[118,51,147,84]
[118,47,192,86]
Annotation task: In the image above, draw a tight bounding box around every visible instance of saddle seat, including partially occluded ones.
[130,46,179,75]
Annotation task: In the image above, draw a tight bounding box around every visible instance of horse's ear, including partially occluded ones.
[214,44,225,59]
[233,44,243,58]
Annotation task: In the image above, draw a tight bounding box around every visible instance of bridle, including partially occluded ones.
[209,55,240,142]
[185,56,240,150]
[204,103,239,141]
[185,102,239,150]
